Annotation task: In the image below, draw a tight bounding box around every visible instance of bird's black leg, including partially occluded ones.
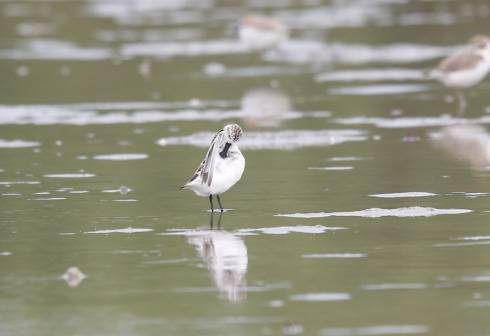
[209,195,214,228]
[217,194,224,213]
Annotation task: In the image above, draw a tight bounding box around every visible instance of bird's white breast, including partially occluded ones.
[441,57,490,88]
[211,147,245,195]
[186,145,245,197]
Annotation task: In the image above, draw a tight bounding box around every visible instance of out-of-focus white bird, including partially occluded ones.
[239,14,289,50]
[427,35,490,113]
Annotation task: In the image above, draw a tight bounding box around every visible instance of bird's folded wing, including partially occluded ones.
[183,130,223,188]
[202,132,223,186]
[438,49,483,72]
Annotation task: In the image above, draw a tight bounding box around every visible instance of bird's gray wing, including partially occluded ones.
[183,130,223,187]
[201,131,223,186]
[437,47,483,72]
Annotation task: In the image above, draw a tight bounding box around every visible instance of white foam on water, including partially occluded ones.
[327,157,366,161]
[158,129,368,150]
[397,12,455,26]
[264,41,453,65]
[303,253,367,259]
[160,226,345,237]
[434,241,490,247]
[144,258,190,265]
[0,103,329,126]
[159,229,216,236]
[320,325,429,336]
[461,275,490,282]
[0,139,40,148]
[85,227,153,234]
[464,300,490,308]
[236,225,347,235]
[329,84,428,96]
[455,236,490,241]
[308,166,354,171]
[69,190,89,194]
[361,283,427,290]
[0,252,12,256]
[1,193,22,196]
[244,283,291,292]
[88,0,213,24]
[276,207,472,218]
[34,192,50,195]
[44,173,95,178]
[205,208,233,213]
[316,68,425,82]
[369,192,437,198]
[29,197,66,201]
[0,39,113,60]
[93,153,148,160]
[464,192,489,197]
[112,249,161,255]
[56,187,74,192]
[59,233,76,236]
[1,100,236,113]
[290,292,351,302]
[0,181,40,185]
[112,199,138,202]
[281,3,456,30]
[335,115,490,129]
[102,186,132,194]
[208,65,308,78]
[121,40,250,58]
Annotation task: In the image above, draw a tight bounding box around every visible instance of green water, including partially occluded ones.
[2,1,490,335]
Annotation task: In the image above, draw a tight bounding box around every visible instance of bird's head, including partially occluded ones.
[469,35,490,50]
[223,124,243,143]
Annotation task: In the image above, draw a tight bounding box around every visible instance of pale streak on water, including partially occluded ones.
[1,0,490,335]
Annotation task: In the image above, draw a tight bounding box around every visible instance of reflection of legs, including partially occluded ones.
[217,194,224,213]
[217,212,223,230]
[209,195,214,228]
[457,91,467,115]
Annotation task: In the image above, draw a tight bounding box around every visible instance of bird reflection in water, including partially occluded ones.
[187,214,248,303]
[241,87,292,128]
[432,125,490,169]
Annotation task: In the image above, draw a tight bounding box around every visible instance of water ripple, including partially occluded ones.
[290,293,351,302]
[320,325,429,336]
[276,207,473,218]
[0,139,40,148]
[85,227,153,234]
[369,192,437,198]
[93,153,148,161]
[158,129,368,150]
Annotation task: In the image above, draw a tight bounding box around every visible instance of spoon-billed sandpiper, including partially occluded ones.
[181,124,245,216]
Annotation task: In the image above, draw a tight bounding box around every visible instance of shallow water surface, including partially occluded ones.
[2,0,490,335]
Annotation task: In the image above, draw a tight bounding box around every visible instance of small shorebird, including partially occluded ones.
[181,124,245,216]
[239,14,288,50]
[427,35,490,113]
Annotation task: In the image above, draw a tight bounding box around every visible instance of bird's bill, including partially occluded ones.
[219,142,232,158]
